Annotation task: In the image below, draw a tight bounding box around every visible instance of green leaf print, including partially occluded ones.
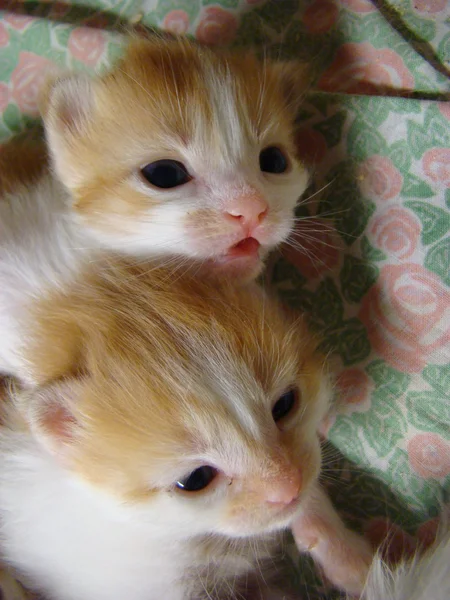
[388,140,412,172]
[340,255,379,303]
[405,201,450,245]
[366,360,412,399]
[313,112,346,148]
[202,0,239,7]
[2,104,22,134]
[447,189,450,210]
[361,236,387,262]
[422,365,450,396]
[318,162,376,246]
[402,174,434,199]
[347,120,386,160]
[424,236,450,286]
[338,318,371,365]
[407,114,450,160]
[406,391,450,438]
[310,278,344,329]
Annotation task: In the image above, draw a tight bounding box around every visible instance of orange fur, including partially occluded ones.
[41,35,310,277]
[11,258,328,531]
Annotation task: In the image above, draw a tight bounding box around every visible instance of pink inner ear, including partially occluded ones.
[41,404,77,443]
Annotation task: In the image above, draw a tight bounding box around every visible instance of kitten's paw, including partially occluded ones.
[0,569,28,600]
[292,509,373,595]
[317,529,373,595]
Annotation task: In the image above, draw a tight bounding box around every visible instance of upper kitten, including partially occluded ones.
[41,34,310,279]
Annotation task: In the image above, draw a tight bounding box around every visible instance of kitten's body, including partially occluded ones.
[0,255,371,600]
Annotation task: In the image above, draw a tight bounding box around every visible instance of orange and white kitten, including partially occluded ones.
[39,34,309,280]
[0,260,372,600]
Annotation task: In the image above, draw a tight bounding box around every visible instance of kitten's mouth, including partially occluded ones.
[222,237,260,262]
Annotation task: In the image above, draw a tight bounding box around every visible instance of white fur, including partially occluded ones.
[0,176,95,382]
[359,527,450,600]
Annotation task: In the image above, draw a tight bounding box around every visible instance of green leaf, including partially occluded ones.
[328,416,367,463]
[366,360,412,398]
[338,318,371,365]
[53,24,71,49]
[407,117,450,160]
[340,255,378,303]
[347,120,386,160]
[402,174,434,198]
[364,411,406,458]
[405,201,450,245]
[310,278,344,329]
[388,140,412,172]
[424,236,450,286]
[446,189,450,209]
[313,111,346,148]
[318,161,375,246]
[406,391,450,438]
[361,235,386,262]
[271,257,307,290]
[422,365,450,396]
[2,104,22,134]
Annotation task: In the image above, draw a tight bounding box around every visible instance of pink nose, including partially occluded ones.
[224,193,268,230]
[265,472,302,505]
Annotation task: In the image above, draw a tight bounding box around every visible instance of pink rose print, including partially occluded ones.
[0,22,9,47]
[0,83,9,112]
[282,219,340,279]
[3,14,35,31]
[163,10,190,35]
[11,52,55,116]
[369,206,420,260]
[359,263,450,373]
[303,0,338,34]
[295,128,328,165]
[195,7,238,46]
[318,43,415,95]
[68,28,106,67]
[339,0,376,13]
[422,148,450,188]
[413,0,447,14]
[438,102,450,120]
[336,368,372,410]
[408,433,450,479]
[366,518,418,564]
[358,155,403,202]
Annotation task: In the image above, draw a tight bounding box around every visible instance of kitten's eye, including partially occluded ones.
[259,146,288,174]
[272,388,298,423]
[141,160,191,189]
[175,466,217,492]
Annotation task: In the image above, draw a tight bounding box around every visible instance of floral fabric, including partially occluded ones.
[0,1,449,597]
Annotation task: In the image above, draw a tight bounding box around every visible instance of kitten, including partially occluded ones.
[358,524,450,600]
[0,35,309,378]
[0,259,372,600]
[38,33,309,281]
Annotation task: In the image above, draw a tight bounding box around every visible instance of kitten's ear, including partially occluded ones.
[19,378,85,461]
[40,74,96,188]
[270,61,312,115]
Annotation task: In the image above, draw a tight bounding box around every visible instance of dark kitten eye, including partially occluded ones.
[141,160,191,189]
[259,146,288,174]
[272,388,298,423]
[176,466,217,492]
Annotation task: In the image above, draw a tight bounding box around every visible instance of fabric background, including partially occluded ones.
[0,1,449,597]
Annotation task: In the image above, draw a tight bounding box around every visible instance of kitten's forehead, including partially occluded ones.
[100,38,291,165]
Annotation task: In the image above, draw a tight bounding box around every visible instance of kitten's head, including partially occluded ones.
[17,262,330,541]
[42,36,310,280]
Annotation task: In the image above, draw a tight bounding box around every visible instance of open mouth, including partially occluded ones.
[226,237,260,259]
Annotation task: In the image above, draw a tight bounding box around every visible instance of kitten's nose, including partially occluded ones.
[224,193,268,231]
[265,472,302,505]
